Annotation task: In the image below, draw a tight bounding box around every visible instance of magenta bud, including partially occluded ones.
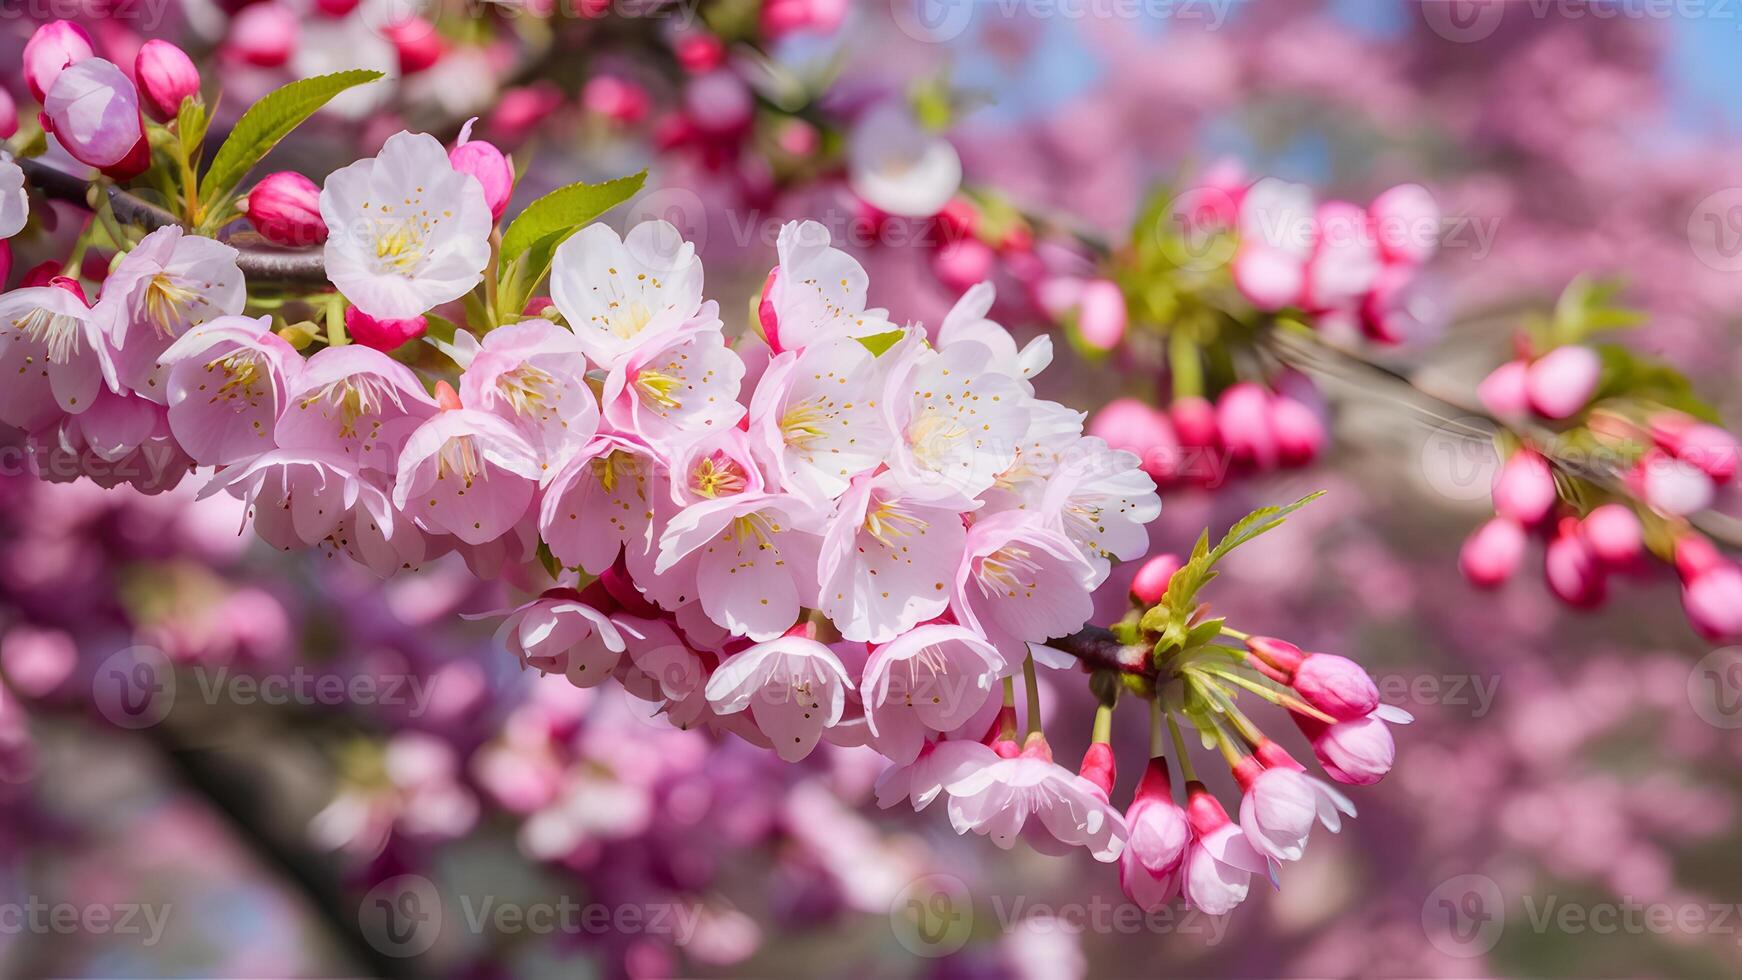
[1683,564,1742,642]
[228,3,298,68]
[1459,516,1526,588]
[449,135,514,221]
[1580,504,1643,567]
[315,0,360,14]
[1477,359,1530,417]
[1525,345,1601,420]
[1308,714,1396,785]
[43,59,145,171]
[1252,738,1304,772]
[1171,396,1218,447]
[583,75,651,125]
[244,172,327,247]
[1294,653,1380,721]
[930,237,995,294]
[1076,278,1127,350]
[1636,449,1714,517]
[1246,636,1305,680]
[1545,521,1607,609]
[1492,448,1556,525]
[23,20,94,104]
[0,88,17,140]
[345,307,426,352]
[1676,534,1722,583]
[1657,420,1739,484]
[1130,553,1181,606]
[136,40,200,122]
[1078,742,1115,798]
[387,17,444,75]
[1233,243,1305,311]
[1369,182,1438,266]
[1270,394,1325,466]
[1216,382,1278,469]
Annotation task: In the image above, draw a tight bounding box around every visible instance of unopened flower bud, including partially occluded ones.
[1683,564,1742,642]
[1270,394,1325,466]
[1245,636,1305,682]
[1675,533,1723,582]
[244,172,327,247]
[386,17,444,75]
[1525,345,1601,420]
[1636,449,1714,517]
[1459,516,1526,588]
[1294,653,1380,721]
[582,75,650,125]
[135,40,200,122]
[1233,243,1305,311]
[0,88,18,140]
[43,59,145,172]
[1130,553,1181,606]
[1545,519,1606,609]
[1089,398,1177,482]
[449,123,514,221]
[1492,448,1556,525]
[1477,359,1530,416]
[930,237,995,293]
[1580,503,1642,567]
[1651,415,1739,484]
[228,3,298,68]
[1078,742,1115,797]
[23,20,93,104]
[1076,278,1127,350]
[1217,382,1278,469]
[345,306,427,352]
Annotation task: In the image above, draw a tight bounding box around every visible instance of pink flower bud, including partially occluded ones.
[449,126,514,221]
[23,21,94,104]
[135,40,199,122]
[1294,653,1380,721]
[760,0,848,37]
[1525,345,1601,420]
[1078,741,1115,797]
[1076,278,1127,350]
[1246,636,1305,682]
[1683,564,1742,642]
[1130,554,1180,606]
[1653,418,1739,484]
[488,83,564,145]
[1308,713,1396,785]
[244,172,327,247]
[1233,243,1305,311]
[1477,359,1530,416]
[1369,183,1439,266]
[0,88,17,140]
[1171,396,1218,447]
[228,3,298,68]
[315,0,361,14]
[675,33,726,74]
[1676,534,1722,582]
[43,59,145,170]
[1545,520,1606,608]
[1121,759,1190,911]
[386,18,444,75]
[1580,504,1642,567]
[1088,397,1178,481]
[1216,382,1278,469]
[930,237,995,293]
[1637,450,1714,517]
[345,306,427,352]
[1270,394,1325,466]
[1238,765,1317,862]
[1492,449,1556,525]
[582,75,650,125]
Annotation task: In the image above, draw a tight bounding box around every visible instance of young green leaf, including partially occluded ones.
[498,171,649,265]
[198,70,384,206]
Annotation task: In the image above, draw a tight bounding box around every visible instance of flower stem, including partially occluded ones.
[1091,701,1113,745]
[1022,653,1042,738]
[1149,697,1165,758]
[1219,626,1251,642]
[1166,712,1198,782]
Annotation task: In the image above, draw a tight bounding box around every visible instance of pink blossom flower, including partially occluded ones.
[1460,515,1526,588]
[1120,758,1189,911]
[159,314,302,466]
[1525,345,1600,420]
[886,340,1032,505]
[539,435,666,575]
[43,58,145,171]
[457,318,598,472]
[1237,765,1318,862]
[1368,183,1438,266]
[759,220,887,353]
[1269,394,1325,465]
[1038,438,1160,582]
[874,738,1001,811]
[276,344,439,475]
[818,471,966,643]
[1292,653,1380,721]
[23,21,94,104]
[1075,279,1127,350]
[549,220,705,368]
[935,283,1052,386]
[1232,244,1304,311]
[1303,201,1381,311]
[601,323,744,451]
[847,103,961,219]
[448,118,514,220]
[943,735,1127,861]
[0,278,118,427]
[1182,783,1273,915]
[200,449,369,550]
[97,226,245,401]
[1682,564,1742,642]
[667,427,765,506]
[393,408,541,545]
[1298,705,1412,786]
[859,624,1005,764]
[244,172,328,247]
[1216,382,1278,469]
[704,634,852,762]
[0,152,27,241]
[490,591,626,687]
[953,511,1097,662]
[1636,450,1715,517]
[748,336,894,501]
[135,40,199,122]
[657,491,823,639]
[1492,448,1556,524]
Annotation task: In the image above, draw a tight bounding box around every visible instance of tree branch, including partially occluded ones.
[1047,626,1152,675]
[17,157,329,285]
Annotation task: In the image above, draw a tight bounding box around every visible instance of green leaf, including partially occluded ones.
[1205,490,1325,565]
[177,98,208,162]
[199,70,383,206]
[1591,343,1720,423]
[1548,275,1645,346]
[499,171,648,265]
[856,328,906,357]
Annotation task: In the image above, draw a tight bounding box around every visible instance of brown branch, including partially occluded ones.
[17,157,329,285]
[1047,626,1153,675]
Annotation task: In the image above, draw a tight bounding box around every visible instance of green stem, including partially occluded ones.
[1022,654,1042,738]
[1091,702,1113,745]
[325,295,348,347]
[1170,329,1203,400]
[1207,715,1244,769]
[1166,713,1197,782]
[1148,697,1165,758]
[1219,626,1251,642]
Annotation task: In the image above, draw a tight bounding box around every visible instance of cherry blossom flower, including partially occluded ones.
[0,152,27,240]
[98,226,246,401]
[703,635,852,762]
[1120,759,1190,911]
[818,471,967,643]
[657,490,824,640]
[1182,784,1273,916]
[1237,765,1318,863]
[759,221,889,353]
[943,735,1127,861]
[539,435,666,576]
[490,592,626,688]
[874,738,1001,811]
[43,59,146,172]
[320,130,493,319]
[392,408,542,546]
[549,220,705,368]
[275,344,439,475]
[199,449,369,551]
[934,283,1052,387]
[159,314,302,466]
[1038,438,1160,582]
[953,511,1097,663]
[748,336,895,502]
[886,340,1032,505]
[0,278,118,428]
[600,323,745,451]
[457,319,598,475]
[847,103,962,219]
[859,624,1005,764]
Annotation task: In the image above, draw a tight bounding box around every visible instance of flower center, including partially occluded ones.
[496,364,559,417]
[977,544,1041,599]
[300,375,402,439]
[907,413,969,470]
[731,511,783,550]
[11,307,83,364]
[864,496,928,548]
[604,300,654,340]
[780,397,831,451]
[435,434,483,487]
[634,369,683,410]
[372,220,428,275]
[143,273,202,338]
[205,349,268,407]
[689,452,748,499]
